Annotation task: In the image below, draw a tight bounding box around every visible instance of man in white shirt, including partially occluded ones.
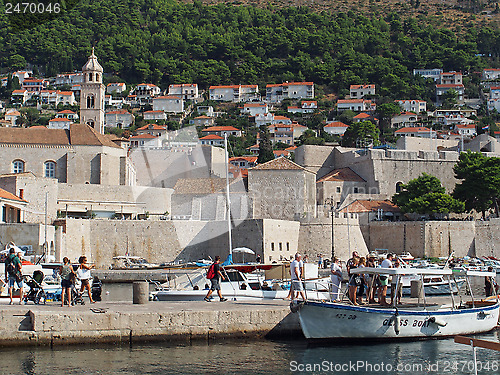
[290,253,306,302]
[330,257,342,301]
[378,254,393,306]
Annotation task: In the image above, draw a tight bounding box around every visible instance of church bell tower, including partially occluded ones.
[80,48,105,134]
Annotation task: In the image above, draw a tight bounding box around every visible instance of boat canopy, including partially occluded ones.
[351,267,495,277]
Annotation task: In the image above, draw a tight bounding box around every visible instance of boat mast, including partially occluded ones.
[224,134,233,257]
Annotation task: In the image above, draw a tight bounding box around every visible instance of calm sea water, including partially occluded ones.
[1,280,499,375]
[0,332,499,375]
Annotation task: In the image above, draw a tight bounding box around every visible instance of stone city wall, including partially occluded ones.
[57,218,299,267]
[367,221,478,258]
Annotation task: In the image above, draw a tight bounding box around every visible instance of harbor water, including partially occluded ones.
[1,278,499,375]
[0,331,498,374]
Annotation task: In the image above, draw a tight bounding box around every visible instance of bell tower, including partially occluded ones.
[80,48,105,134]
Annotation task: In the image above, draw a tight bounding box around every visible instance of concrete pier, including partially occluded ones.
[0,299,301,347]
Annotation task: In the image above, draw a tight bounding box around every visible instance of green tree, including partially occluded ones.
[453,151,500,218]
[17,108,40,127]
[341,121,380,148]
[441,89,458,109]
[257,125,274,164]
[377,102,401,131]
[392,173,464,218]
[297,129,325,145]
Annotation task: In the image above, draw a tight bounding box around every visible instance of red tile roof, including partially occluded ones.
[350,84,375,90]
[317,168,365,183]
[200,134,224,140]
[0,188,27,203]
[130,134,158,139]
[395,127,433,134]
[436,84,464,88]
[340,200,400,213]
[58,110,76,114]
[136,124,167,131]
[353,113,371,119]
[251,156,310,171]
[324,121,348,128]
[49,118,71,122]
[202,126,240,132]
[229,156,258,163]
[106,110,131,115]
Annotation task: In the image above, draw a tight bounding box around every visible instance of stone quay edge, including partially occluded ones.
[0,299,301,347]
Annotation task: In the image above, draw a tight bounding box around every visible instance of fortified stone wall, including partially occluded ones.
[57,218,298,267]
[334,148,460,196]
[475,219,500,258]
[367,221,477,258]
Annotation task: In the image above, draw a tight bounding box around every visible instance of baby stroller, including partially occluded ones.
[91,276,102,302]
[71,280,85,305]
[24,270,46,305]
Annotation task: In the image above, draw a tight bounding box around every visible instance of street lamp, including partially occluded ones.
[325,196,336,260]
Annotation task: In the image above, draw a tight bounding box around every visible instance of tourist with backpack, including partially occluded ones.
[204,256,227,302]
[4,248,23,304]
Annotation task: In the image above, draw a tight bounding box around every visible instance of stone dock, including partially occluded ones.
[0,299,301,347]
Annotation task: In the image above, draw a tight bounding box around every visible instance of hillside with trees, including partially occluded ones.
[1,0,499,101]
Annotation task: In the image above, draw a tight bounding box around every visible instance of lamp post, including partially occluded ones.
[325,197,336,260]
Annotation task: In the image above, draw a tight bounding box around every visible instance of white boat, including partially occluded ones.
[293,267,500,340]
[151,265,332,302]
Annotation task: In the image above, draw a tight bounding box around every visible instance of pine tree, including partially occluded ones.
[257,125,274,164]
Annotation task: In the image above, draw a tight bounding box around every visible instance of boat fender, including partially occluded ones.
[428,316,447,327]
[290,301,303,313]
[392,313,401,335]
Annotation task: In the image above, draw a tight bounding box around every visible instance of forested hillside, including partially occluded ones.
[1,0,500,99]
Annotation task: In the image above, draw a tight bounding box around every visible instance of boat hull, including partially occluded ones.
[297,301,500,340]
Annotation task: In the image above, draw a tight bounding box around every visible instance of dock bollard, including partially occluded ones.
[133,281,149,304]
[410,280,424,299]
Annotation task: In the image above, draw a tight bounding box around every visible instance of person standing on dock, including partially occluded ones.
[291,253,307,302]
[330,257,342,301]
[378,254,393,306]
[204,256,227,302]
[78,256,95,303]
[60,257,76,307]
[5,248,23,305]
[346,251,359,277]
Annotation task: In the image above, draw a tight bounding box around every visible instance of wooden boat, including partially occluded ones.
[293,268,499,341]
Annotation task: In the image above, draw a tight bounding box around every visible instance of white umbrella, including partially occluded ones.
[232,247,255,255]
[232,247,255,263]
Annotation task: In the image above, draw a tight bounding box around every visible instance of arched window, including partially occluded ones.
[88,73,93,82]
[396,182,404,193]
[44,161,56,178]
[87,95,95,109]
[12,160,25,174]
[96,73,100,82]
[86,119,95,128]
